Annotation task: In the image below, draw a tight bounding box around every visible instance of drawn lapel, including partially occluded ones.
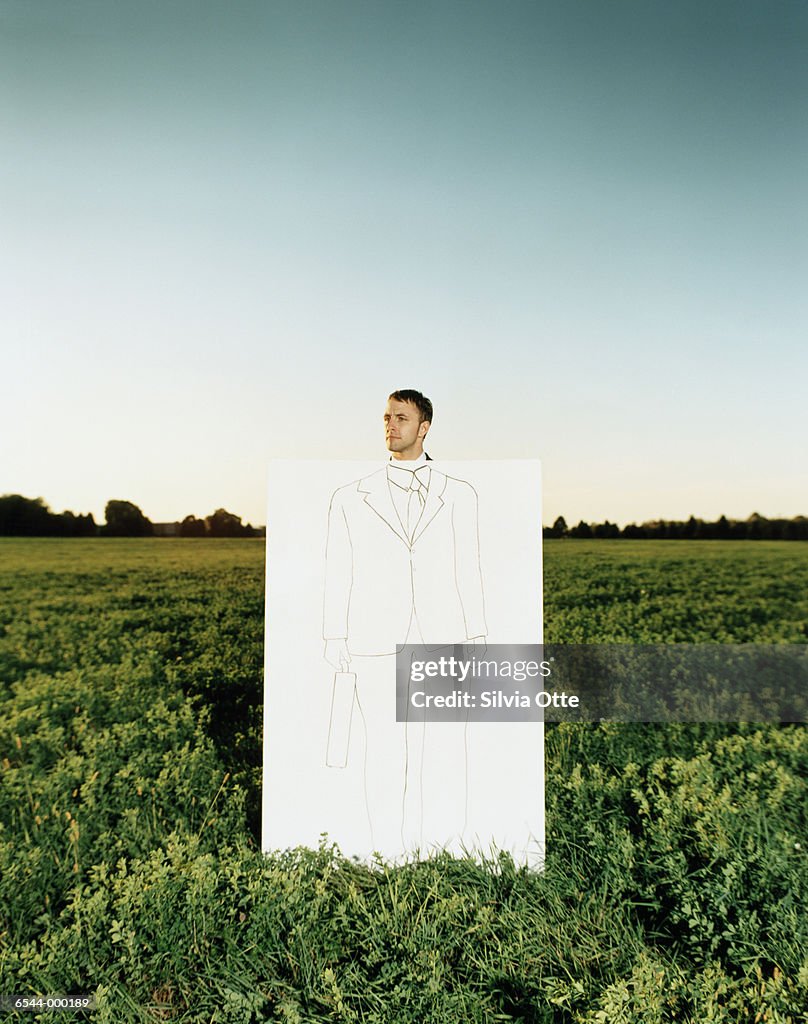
[358,470,410,546]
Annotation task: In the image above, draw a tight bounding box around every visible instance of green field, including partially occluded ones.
[1,538,806,1022]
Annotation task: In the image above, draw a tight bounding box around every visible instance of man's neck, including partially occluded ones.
[389,452,427,465]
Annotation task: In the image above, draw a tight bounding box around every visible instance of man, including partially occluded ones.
[384,389,433,462]
[321,390,486,855]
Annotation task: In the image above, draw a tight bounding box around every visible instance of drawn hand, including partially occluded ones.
[324,638,351,671]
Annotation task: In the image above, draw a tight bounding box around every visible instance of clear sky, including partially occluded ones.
[2,0,806,528]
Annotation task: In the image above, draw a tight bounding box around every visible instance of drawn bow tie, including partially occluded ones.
[388,464,430,492]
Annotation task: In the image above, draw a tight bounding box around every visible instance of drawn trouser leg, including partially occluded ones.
[352,654,407,860]
[402,635,471,854]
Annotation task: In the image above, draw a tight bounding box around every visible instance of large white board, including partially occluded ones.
[263,460,544,866]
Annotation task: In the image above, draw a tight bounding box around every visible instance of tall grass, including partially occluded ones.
[1,539,805,1022]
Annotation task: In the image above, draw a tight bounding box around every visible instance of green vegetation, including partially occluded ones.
[1,539,806,1022]
[544,540,808,643]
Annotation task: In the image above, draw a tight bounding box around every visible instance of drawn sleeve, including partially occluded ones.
[452,484,488,640]
[323,490,353,640]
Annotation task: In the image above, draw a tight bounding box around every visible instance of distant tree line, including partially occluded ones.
[0,495,263,538]
[544,513,808,541]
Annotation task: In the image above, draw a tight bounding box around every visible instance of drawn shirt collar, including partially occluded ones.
[386,459,431,492]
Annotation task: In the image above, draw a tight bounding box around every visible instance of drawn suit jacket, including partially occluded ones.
[323,466,487,656]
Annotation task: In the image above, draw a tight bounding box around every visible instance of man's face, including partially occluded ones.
[383,398,429,459]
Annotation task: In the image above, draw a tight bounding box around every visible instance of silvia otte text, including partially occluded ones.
[409,689,580,709]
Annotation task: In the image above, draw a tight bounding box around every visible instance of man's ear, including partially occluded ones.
[419,420,430,438]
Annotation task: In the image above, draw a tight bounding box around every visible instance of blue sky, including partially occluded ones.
[2,0,806,527]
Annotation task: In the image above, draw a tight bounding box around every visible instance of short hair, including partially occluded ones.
[388,389,433,424]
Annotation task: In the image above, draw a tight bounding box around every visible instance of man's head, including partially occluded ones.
[384,389,432,461]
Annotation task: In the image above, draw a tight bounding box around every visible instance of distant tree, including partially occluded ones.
[785,516,808,541]
[713,515,730,540]
[746,512,767,540]
[682,515,698,539]
[78,512,97,536]
[593,519,620,539]
[569,520,593,539]
[180,515,207,538]
[0,495,54,535]
[59,510,97,537]
[646,520,670,539]
[206,508,246,537]
[104,500,153,537]
[551,516,569,538]
[58,511,76,537]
